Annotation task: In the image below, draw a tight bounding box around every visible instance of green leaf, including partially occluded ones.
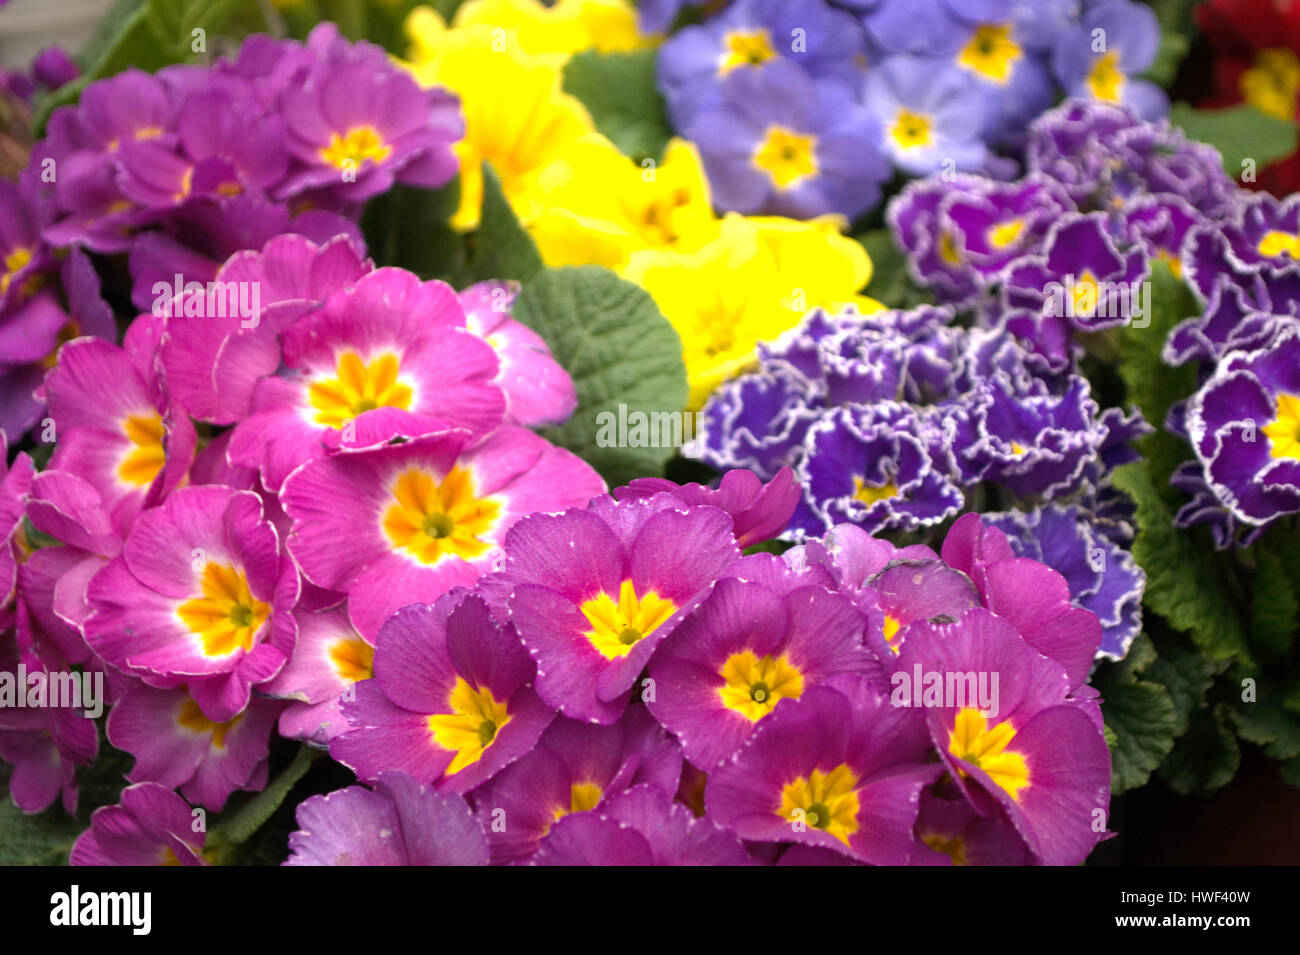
[562,49,672,162]
[1159,704,1241,794]
[147,0,263,59]
[1096,650,1178,794]
[1114,260,1201,496]
[1111,459,1251,665]
[1252,546,1299,658]
[512,265,689,486]
[1281,754,1300,788]
[1143,634,1217,737]
[0,737,133,866]
[464,164,544,285]
[360,181,467,285]
[855,229,932,310]
[1229,696,1300,761]
[1169,102,1299,177]
[212,745,319,848]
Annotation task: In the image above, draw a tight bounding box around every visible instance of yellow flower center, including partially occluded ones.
[717,651,804,721]
[579,579,677,660]
[1240,48,1300,121]
[1,245,32,296]
[720,29,776,73]
[891,108,933,150]
[1072,269,1101,318]
[554,781,603,821]
[948,707,1029,801]
[922,831,969,865]
[753,125,818,189]
[177,697,243,749]
[381,467,502,564]
[988,217,1026,249]
[1087,50,1124,102]
[307,351,413,428]
[42,320,80,370]
[329,636,375,683]
[938,231,963,265]
[958,23,1021,84]
[1257,229,1300,259]
[1263,392,1300,459]
[853,475,898,506]
[319,125,393,170]
[427,677,512,775]
[118,412,167,487]
[778,764,861,847]
[177,563,271,657]
[883,614,903,655]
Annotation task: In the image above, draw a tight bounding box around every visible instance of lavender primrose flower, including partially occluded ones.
[70,783,207,866]
[687,59,890,220]
[863,56,988,175]
[657,0,868,130]
[1050,0,1167,119]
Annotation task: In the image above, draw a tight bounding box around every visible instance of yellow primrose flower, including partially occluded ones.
[401,15,596,231]
[529,135,719,268]
[623,214,879,409]
[409,0,648,67]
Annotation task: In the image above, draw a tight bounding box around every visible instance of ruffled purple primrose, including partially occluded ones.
[1184,325,1300,527]
[1182,193,1300,306]
[531,784,751,866]
[330,592,553,792]
[281,427,604,641]
[897,608,1111,866]
[687,59,890,221]
[988,505,1145,661]
[656,0,868,130]
[84,485,298,723]
[612,467,799,548]
[707,674,940,864]
[1024,99,1237,217]
[285,771,488,866]
[1000,212,1150,368]
[70,783,208,866]
[793,402,965,538]
[958,373,1118,500]
[470,705,682,864]
[887,174,1074,307]
[490,494,740,724]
